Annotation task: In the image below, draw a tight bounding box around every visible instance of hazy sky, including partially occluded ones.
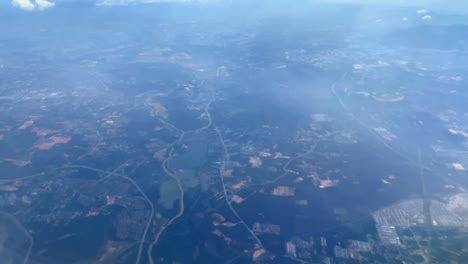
[320,0,468,11]
[8,0,468,14]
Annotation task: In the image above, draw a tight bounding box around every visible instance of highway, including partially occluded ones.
[147,104,212,264]
[211,120,264,247]
[0,212,33,264]
[147,131,185,264]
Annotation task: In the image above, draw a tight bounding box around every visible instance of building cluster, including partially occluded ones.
[272,186,295,196]
[252,222,281,235]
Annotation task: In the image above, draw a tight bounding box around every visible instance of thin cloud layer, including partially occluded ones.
[36,0,56,10]
[11,0,55,10]
[96,0,192,6]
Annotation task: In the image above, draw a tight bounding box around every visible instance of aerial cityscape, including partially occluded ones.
[1,0,468,263]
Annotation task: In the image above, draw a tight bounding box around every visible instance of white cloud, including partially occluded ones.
[402,17,409,21]
[422,15,432,20]
[416,9,427,14]
[35,0,56,10]
[11,0,35,10]
[11,0,55,10]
